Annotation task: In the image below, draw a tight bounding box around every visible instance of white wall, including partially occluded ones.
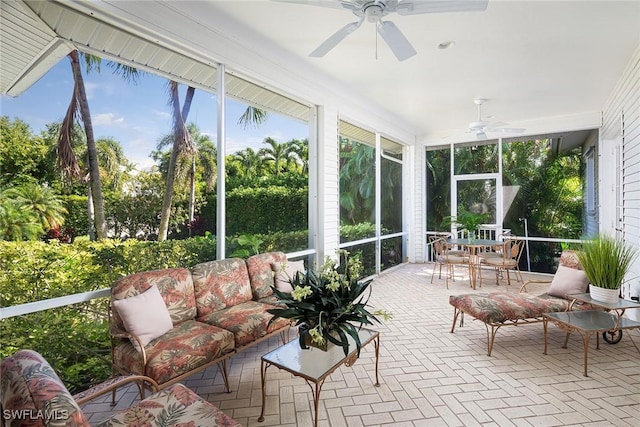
[600,43,640,311]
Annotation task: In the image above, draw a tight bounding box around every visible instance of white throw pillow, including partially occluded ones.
[112,285,173,348]
[548,265,589,299]
[272,260,306,293]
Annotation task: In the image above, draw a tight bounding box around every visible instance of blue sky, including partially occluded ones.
[1,58,308,170]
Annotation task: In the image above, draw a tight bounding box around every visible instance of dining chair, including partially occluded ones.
[430,237,469,289]
[482,238,525,285]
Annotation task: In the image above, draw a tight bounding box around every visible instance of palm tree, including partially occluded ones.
[288,138,309,173]
[237,106,269,129]
[233,147,263,177]
[95,137,133,193]
[157,81,195,241]
[57,52,141,240]
[157,84,269,240]
[259,137,292,176]
[0,183,67,241]
[0,188,44,241]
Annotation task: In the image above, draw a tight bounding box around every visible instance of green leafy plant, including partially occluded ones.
[442,207,490,238]
[228,234,263,258]
[577,234,638,289]
[267,250,391,356]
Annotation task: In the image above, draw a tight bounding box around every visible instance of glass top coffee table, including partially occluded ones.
[568,293,640,343]
[543,310,640,376]
[258,327,380,427]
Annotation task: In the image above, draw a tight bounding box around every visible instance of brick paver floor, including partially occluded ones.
[82,262,640,426]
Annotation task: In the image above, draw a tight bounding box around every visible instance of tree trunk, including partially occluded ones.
[183,86,196,236]
[70,50,107,240]
[158,84,195,241]
[158,82,195,241]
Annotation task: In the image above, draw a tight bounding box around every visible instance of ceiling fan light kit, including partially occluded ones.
[276,0,489,61]
[466,98,526,139]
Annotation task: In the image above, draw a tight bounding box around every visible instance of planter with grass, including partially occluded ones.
[577,234,638,303]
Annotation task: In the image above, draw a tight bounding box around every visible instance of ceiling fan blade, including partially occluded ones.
[377,21,417,61]
[310,19,363,57]
[396,0,489,15]
[273,0,356,11]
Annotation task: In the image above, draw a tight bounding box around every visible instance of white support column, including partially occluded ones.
[375,133,382,273]
[317,105,340,264]
[407,143,424,262]
[308,106,319,253]
[216,64,226,259]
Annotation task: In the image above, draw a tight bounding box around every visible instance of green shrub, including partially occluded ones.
[204,186,308,235]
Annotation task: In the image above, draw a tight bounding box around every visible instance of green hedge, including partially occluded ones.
[204,186,308,235]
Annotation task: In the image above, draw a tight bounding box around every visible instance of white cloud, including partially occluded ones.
[131,156,156,172]
[83,82,101,100]
[152,110,171,119]
[93,113,125,126]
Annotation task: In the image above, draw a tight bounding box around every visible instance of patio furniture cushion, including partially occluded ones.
[112,319,235,384]
[273,260,306,293]
[1,349,240,427]
[559,249,582,269]
[449,291,573,324]
[197,300,292,347]
[547,265,589,298]
[95,383,241,427]
[112,284,173,347]
[112,268,197,326]
[0,349,89,426]
[246,251,287,299]
[192,258,253,315]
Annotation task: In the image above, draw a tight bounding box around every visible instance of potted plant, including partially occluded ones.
[577,234,638,303]
[268,250,391,356]
[442,207,490,240]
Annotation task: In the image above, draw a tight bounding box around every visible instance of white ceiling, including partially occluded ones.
[201,0,640,142]
[4,0,640,145]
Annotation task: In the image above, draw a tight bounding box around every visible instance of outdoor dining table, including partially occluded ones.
[447,238,506,289]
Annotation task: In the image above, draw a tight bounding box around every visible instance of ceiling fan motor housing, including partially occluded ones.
[363,2,387,22]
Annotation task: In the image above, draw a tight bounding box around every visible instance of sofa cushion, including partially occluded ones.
[197,301,291,347]
[95,383,240,427]
[246,251,287,299]
[112,285,173,348]
[272,260,306,293]
[0,350,89,426]
[112,268,197,327]
[548,265,589,298]
[192,258,253,317]
[112,320,235,385]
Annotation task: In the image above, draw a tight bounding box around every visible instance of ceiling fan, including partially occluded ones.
[276,0,489,61]
[467,98,525,140]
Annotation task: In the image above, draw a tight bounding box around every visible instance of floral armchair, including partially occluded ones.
[0,349,240,427]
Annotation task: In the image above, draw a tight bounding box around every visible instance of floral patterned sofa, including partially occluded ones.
[449,250,590,356]
[0,349,240,426]
[109,252,292,392]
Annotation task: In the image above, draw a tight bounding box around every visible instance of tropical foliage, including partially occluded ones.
[427,138,584,272]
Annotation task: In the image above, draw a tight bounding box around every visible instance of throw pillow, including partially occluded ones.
[272,260,306,293]
[112,285,173,348]
[547,265,589,299]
